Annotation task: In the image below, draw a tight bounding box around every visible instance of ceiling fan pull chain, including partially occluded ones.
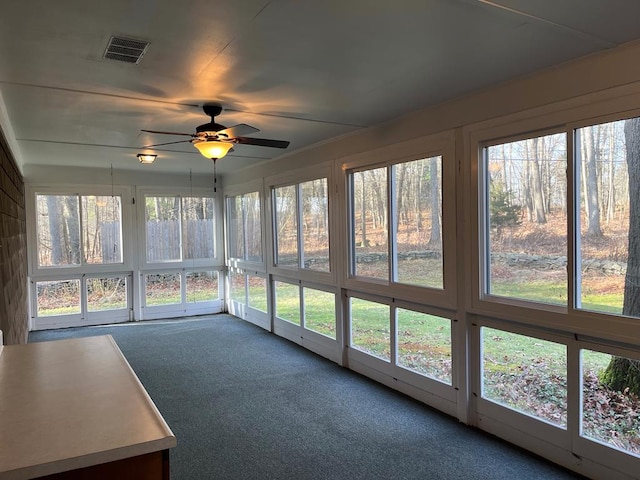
[213,158,217,193]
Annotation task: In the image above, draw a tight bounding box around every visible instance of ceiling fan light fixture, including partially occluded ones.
[137,153,157,164]
[193,140,234,160]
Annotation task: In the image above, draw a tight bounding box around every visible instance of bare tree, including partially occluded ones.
[529,137,547,223]
[582,127,604,238]
[427,157,441,248]
[602,117,640,395]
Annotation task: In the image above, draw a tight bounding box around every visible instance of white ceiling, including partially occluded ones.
[1,0,640,176]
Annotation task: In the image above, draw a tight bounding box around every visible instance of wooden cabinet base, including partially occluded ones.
[36,450,170,480]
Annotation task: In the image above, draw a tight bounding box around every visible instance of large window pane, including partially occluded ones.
[36,279,81,316]
[274,281,300,324]
[581,349,640,457]
[82,196,122,264]
[350,298,390,361]
[394,157,443,288]
[87,277,127,311]
[274,185,299,267]
[245,192,263,262]
[229,270,246,305]
[182,197,215,260]
[227,195,245,260]
[145,197,180,262]
[301,179,329,272]
[145,273,181,306]
[396,309,451,384]
[248,275,267,313]
[485,133,567,305]
[576,119,637,316]
[481,327,567,427]
[351,168,388,280]
[303,288,336,339]
[36,195,81,267]
[186,271,218,303]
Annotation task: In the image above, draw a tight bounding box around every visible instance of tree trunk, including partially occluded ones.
[46,196,64,265]
[583,127,603,238]
[602,117,640,394]
[359,172,367,247]
[606,122,616,222]
[369,169,386,233]
[523,142,534,222]
[63,196,81,264]
[427,157,441,248]
[395,164,406,233]
[530,138,547,224]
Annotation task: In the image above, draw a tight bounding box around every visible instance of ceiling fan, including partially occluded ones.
[141,104,290,160]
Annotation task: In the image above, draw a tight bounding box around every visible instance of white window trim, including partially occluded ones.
[136,186,223,271]
[26,184,134,277]
[340,130,457,309]
[265,162,335,284]
[465,92,640,345]
[224,179,267,273]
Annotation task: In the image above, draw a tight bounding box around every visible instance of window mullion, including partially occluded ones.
[78,194,85,266]
[178,196,184,262]
[296,183,303,269]
[568,129,579,312]
[242,194,249,262]
[388,165,397,284]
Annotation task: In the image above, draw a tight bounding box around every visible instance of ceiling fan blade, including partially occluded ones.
[216,123,260,139]
[234,137,290,149]
[142,140,193,148]
[141,129,194,137]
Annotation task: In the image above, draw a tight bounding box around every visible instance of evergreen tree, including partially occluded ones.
[489,180,521,237]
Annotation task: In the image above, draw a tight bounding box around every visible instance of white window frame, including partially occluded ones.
[477,126,568,313]
[224,179,266,273]
[136,186,222,270]
[27,185,134,276]
[345,290,457,417]
[466,94,640,345]
[340,131,457,309]
[464,85,640,480]
[266,163,335,284]
[26,184,134,329]
[136,186,223,320]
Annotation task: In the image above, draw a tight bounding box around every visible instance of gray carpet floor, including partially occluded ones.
[29,314,587,480]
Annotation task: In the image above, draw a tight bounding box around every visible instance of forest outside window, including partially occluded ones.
[483,133,567,305]
[36,194,122,267]
[482,115,640,319]
[226,191,263,263]
[575,117,639,317]
[349,156,444,288]
[273,178,330,272]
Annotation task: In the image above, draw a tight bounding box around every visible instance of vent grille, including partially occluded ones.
[103,36,149,64]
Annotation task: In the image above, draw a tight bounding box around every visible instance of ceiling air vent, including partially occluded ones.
[103,36,149,64]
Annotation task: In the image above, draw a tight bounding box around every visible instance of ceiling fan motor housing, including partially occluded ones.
[197,105,226,134]
[196,121,227,134]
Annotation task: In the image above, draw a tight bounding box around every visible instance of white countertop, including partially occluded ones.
[0,335,176,480]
